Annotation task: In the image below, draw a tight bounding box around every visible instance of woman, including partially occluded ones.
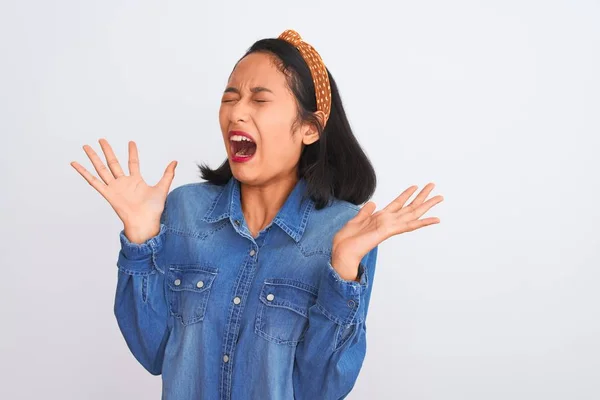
[71,29,443,400]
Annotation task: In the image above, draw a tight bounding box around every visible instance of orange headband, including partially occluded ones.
[278,29,332,126]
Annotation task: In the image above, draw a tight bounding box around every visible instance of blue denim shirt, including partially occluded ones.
[114,176,378,399]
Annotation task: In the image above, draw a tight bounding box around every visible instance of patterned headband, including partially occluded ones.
[278,29,332,127]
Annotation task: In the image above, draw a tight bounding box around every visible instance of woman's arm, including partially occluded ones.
[113,205,171,376]
[70,139,178,374]
[293,183,442,398]
[292,246,378,399]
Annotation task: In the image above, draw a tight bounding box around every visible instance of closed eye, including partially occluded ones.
[221,99,269,103]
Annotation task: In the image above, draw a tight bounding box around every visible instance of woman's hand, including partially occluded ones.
[70,138,177,244]
[331,183,444,281]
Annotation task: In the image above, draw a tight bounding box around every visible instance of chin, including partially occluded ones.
[230,164,257,182]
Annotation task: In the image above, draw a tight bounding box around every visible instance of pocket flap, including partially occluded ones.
[167,265,218,293]
[259,279,317,318]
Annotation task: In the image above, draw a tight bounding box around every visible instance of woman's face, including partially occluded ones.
[219,52,319,184]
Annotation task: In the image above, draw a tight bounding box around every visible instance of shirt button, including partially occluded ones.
[249,249,256,256]
[174,279,181,286]
[234,220,240,226]
[223,354,229,363]
[233,296,241,305]
[196,280,204,288]
[347,299,356,308]
[266,293,275,301]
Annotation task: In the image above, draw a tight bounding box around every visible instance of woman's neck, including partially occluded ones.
[239,176,298,237]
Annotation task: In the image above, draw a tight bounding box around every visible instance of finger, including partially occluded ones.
[156,161,178,194]
[98,138,126,178]
[383,185,419,213]
[353,201,377,223]
[404,217,440,232]
[83,144,115,184]
[70,161,109,197]
[409,182,436,207]
[405,195,444,219]
[128,141,141,176]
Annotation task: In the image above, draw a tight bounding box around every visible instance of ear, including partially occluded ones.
[314,110,326,131]
[301,110,325,146]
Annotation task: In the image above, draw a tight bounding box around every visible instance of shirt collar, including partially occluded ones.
[201,176,314,243]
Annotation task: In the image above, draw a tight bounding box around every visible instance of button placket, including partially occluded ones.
[219,224,269,397]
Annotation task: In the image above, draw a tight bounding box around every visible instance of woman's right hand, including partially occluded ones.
[70,138,178,244]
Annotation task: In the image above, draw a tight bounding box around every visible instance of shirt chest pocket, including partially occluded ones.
[254,278,318,346]
[166,264,218,326]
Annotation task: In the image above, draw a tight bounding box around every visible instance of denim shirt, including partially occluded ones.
[114,176,379,399]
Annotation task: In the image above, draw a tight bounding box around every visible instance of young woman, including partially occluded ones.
[71,29,443,400]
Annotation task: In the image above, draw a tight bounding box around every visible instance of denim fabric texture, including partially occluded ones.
[114,175,379,399]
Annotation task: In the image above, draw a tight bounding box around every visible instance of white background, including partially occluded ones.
[1,0,599,399]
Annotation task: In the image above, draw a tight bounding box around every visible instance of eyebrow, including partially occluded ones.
[223,86,274,94]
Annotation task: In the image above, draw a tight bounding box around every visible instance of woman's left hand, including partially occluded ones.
[331,183,444,281]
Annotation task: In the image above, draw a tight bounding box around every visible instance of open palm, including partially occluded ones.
[70,139,177,242]
[332,183,444,274]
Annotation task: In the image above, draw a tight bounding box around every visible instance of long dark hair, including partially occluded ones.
[198,37,376,210]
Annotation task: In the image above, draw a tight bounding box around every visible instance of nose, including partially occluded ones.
[229,99,250,123]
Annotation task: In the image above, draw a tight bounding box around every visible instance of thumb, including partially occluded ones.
[156,160,177,194]
[353,201,376,223]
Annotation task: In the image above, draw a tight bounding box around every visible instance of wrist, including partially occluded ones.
[123,224,160,244]
[330,254,361,282]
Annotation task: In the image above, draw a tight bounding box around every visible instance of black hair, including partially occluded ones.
[197,37,376,210]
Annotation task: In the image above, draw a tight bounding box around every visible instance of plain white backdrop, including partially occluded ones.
[1,0,598,399]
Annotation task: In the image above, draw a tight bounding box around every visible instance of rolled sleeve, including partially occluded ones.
[117,223,167,275]
[315,257,370,326]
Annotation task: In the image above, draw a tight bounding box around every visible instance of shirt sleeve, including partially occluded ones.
[113,197,172,376]
[117,223,168,274]
[292,245,379,399]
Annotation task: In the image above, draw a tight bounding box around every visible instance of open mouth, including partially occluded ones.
[230,136,257,158]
